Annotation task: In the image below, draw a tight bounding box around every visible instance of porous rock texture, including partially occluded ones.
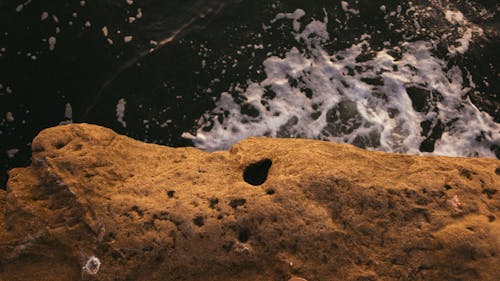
[0,123,499,281]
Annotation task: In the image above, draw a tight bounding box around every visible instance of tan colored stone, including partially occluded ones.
[288,277,308,281]
[0,123,499,280]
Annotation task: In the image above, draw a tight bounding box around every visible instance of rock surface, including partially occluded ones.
[0,123,499,281]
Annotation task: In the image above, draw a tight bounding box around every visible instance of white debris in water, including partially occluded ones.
[341,1,360,15]
[452,29,473,55]
[136,8,143,19]
[107,38,114,45]
[128,17,136,23]
[184,9,500,158]
[116,98,127,128]
[102,26,109,37]
[444,10,465,25]
[16,5,23,12]
[123,36,133,43]
[85,21,91,27]
[41,12,49,21]
[444,10,483,55]
[6,112,14,122]
[48,36,56,51]
[6,86,12,94]
[379,5,386,13]
[80,1,86,7]
[64,103,73,120]
[126,0,134,5]
[272,9,306,32]
[341,1,349,11]
[6,149,20,158]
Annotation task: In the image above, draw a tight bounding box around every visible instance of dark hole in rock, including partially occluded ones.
[238,227,251,243]
[193,216,204,227]
[167,190,175,198]
[229,198,246,209]
[243,159,272,186]
[223,241,234,252]
[131,206,143,217]
[488,215,495,222]
[54,142,66,149]
[266,188,275,195]
[496,167,500,175]
[111,251,122,259]
[459,168,474,179]
[444,184,452,190]
[482,188,497,199]
[209,198,219,209]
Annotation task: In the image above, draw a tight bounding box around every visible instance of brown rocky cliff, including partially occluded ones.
[0,123,499,281]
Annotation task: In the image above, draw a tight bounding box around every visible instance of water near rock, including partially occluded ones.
[1,0,499,187]
[184,7,499,158]
[1,124,499,280]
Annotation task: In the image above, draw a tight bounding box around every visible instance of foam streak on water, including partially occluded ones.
[183,9,500,158]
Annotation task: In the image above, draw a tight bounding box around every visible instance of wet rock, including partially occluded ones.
[0,123,499,281]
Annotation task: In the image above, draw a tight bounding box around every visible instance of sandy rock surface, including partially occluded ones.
[0,123,499,281]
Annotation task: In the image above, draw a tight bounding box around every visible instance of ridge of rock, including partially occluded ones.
[0,123,499,281]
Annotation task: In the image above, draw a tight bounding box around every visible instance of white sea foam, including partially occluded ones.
[444,9,483,55]
[183,9,499,158]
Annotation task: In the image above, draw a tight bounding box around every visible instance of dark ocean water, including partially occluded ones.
[0,0,499,187]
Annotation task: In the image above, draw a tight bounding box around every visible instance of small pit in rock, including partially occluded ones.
[229,198,246,209]
[243,159,272,186]
[55,142,66,149]
[193,216,204,227]
[209,198,219,209]
[238,227,251,243]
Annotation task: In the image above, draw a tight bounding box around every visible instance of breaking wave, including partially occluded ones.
[183,7,499,158]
